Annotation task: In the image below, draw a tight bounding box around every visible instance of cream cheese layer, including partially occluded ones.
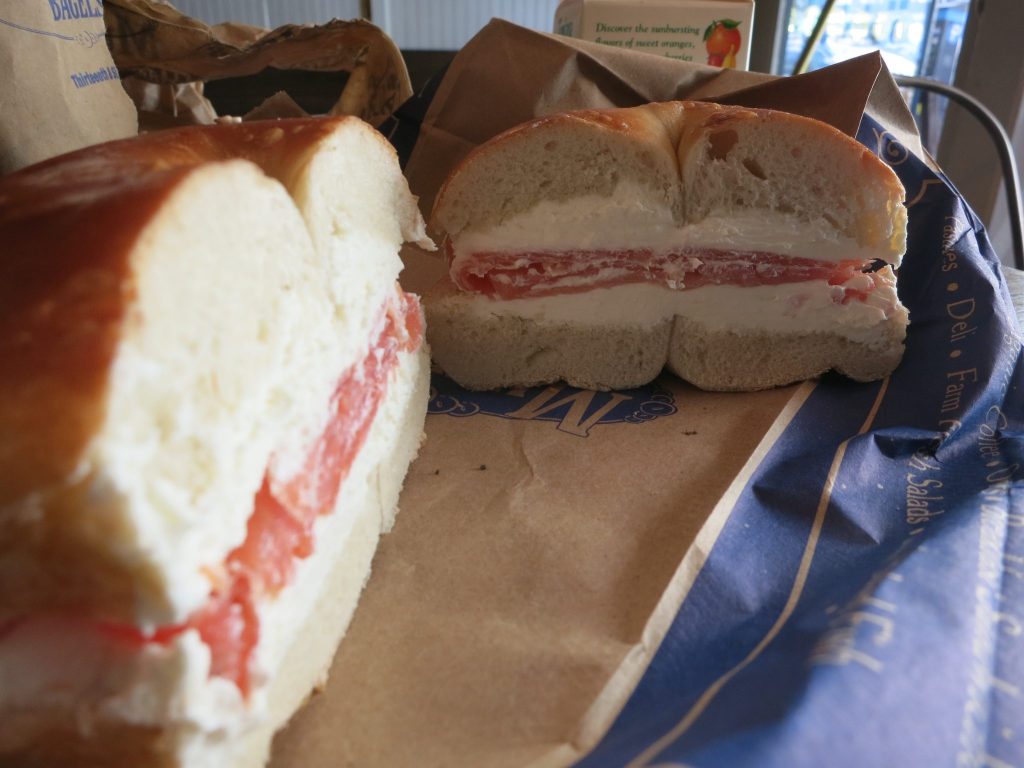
[451,180,904,281]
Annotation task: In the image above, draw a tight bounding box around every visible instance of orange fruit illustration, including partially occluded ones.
[704,19,742,68]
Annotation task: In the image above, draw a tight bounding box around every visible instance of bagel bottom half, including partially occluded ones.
[424,278,908,392]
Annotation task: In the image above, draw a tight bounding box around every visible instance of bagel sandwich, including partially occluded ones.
[425,101,908,392]
[0,117,431,767]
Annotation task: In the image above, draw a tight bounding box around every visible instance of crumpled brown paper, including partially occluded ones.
[104,0,412,127]
[271,20,925,768]
[118,75,217,129]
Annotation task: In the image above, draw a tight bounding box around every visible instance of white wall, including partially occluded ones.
[371,0,559,49]
[170,0,362,29]
[164,0,560,48]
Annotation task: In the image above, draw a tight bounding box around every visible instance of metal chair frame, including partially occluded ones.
[791,3,1024,269]
[894,75,1024,270]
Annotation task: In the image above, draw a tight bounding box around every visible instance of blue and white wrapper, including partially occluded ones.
[567,118,1024,768]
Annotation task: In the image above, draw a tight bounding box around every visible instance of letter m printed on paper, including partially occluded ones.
[505,387,632,436]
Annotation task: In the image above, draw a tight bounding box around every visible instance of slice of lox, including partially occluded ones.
[0,308,429,768]
[446,192,905,300]
[88,291,422,697]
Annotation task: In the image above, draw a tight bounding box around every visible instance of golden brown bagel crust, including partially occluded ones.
[0,160,192,622]
[431,100,905,252]
[670,102,904,250]
[431,101,687,237]
[0,117,411,624]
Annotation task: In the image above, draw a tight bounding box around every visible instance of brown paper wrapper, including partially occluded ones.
[272,21,925,768]
[0,1,137,173]
[274,380,796,768]
[104,0,412,127]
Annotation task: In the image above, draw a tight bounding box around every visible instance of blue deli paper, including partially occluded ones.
[389,61,1023,762]
[567,119,1024,767]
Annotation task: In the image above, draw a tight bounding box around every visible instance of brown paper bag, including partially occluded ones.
[104,0,412,128]
[271,21,923,768]
[0,1,137,173]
